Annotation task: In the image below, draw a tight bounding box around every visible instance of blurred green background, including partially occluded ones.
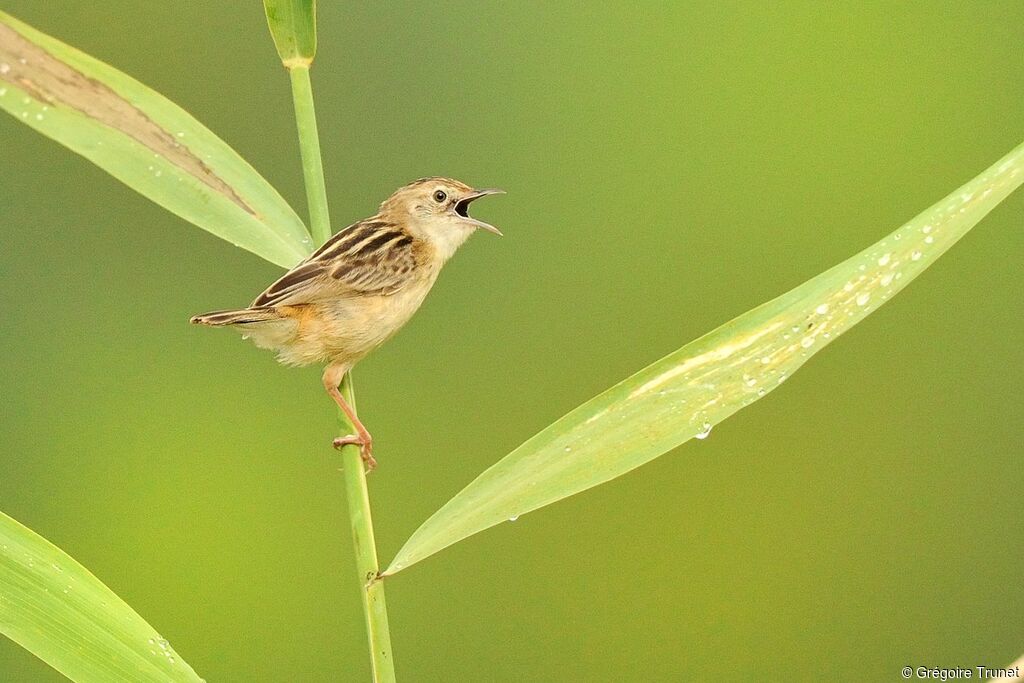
[2,2,1023,681]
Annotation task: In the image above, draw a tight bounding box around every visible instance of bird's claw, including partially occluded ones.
[333,434,377,472]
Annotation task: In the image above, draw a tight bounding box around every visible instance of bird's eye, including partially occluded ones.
[433,190,447,203]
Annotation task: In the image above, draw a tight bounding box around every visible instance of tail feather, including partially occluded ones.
[190,307,281,326]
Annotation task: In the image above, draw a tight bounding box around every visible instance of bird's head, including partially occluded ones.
[379,177,504,258]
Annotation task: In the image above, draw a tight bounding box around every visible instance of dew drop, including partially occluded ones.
[922,225,932,234]
[880,273,894,287]
[757,388,766,396]
[877,253,891,266]
[508,515,519,522]
[745,377,756,387]
[924,235,934,244]
[0,63,10,74]
[695,421,713,440]
[911,250,922,261]
[843,281,854,292]
[856,293,870,306]
[760,356,771,364]
[35,113,43,120]
[815,303,829,315]
[563,446,571,453]
[800,336,814,348]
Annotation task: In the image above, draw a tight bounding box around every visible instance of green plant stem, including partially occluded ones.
[288,65,332,245]
[287,63,396,681]
[338,373,396,682]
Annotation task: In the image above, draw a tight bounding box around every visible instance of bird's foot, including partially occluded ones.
[333,434,377,472]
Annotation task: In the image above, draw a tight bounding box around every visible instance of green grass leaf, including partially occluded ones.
[0,511,203,682]
[386,140,1024,575]
[263,0,317,68]
[0,11,312,268]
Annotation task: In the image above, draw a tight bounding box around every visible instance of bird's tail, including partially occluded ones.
[189,307,281,327]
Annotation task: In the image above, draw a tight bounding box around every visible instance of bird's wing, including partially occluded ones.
[252,218,419,307]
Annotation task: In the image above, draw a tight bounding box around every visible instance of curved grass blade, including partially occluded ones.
[264,0,317,69]
[0,511,203,682]
[387,141,1024,575]
[0,11,312,268]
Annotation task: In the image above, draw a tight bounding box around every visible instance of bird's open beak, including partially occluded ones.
[454,188,505,235]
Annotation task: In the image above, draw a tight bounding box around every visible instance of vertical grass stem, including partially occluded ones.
[287,62,397,681]
[288,65,333,245]
[338,374,396,682]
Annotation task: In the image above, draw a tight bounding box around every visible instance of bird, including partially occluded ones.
[190,177,503,470]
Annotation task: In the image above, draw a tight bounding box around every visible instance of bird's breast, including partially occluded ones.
[313,273,437,361]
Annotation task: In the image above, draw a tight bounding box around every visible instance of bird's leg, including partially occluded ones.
[329,394,376,471]
[323,365,376,471]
